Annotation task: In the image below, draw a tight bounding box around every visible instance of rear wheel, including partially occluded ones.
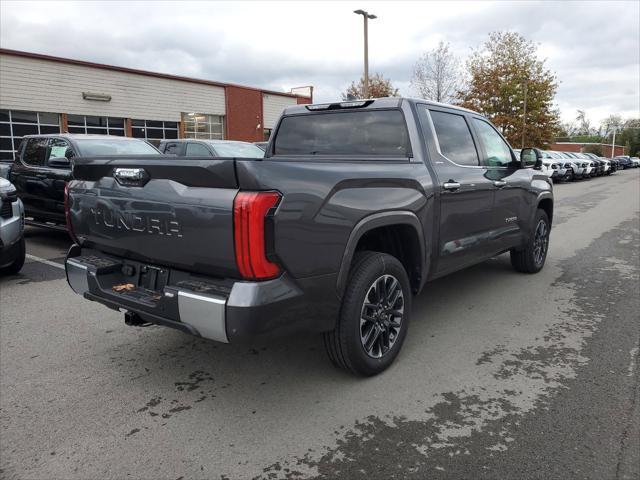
[510,209,550,274]
[324,251,411,376]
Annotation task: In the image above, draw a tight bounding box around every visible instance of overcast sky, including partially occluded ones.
[1,1,638,125]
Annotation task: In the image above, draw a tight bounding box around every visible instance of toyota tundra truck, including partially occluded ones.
[65,98,553,376]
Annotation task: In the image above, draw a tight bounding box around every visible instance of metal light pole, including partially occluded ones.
[354,9,377,98]
[521,79,528,149]
[610,126,616,158]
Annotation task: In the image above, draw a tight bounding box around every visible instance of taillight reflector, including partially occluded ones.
[233,191,281,280]
[64,183,79,244]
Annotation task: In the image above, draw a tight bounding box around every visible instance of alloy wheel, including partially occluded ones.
[533,219,549,266]
[359,274,404,359]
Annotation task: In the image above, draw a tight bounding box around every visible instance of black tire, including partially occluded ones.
[324,251,411,376]
[0,237,26,275]
[564,169,574,182]
[510,209,550,274]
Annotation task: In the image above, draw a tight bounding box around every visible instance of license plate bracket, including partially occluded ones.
[138,265,169,292]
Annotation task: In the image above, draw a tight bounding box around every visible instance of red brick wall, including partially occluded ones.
[550,143,625,156]
[297,96,312,105]
[225,86,263,142]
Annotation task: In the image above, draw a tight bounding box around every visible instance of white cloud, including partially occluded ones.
[1,0,638,125]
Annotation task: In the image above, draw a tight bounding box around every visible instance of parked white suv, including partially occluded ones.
[0,178,25,274]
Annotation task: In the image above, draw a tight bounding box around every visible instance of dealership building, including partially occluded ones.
[0,48,313,160]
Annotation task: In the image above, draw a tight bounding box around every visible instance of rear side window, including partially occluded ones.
[429,110,479,166]
[273,110,411,157]
[22,138,48,166]
[185,143,211,156]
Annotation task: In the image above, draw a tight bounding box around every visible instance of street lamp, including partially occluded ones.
[354,9,377,98]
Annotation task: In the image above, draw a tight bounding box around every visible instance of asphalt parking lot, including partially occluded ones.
[1,169,639,480]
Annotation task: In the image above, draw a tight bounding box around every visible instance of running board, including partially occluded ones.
[25,218,67,232]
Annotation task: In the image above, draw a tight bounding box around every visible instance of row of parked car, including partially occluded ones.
[512,149,640,183]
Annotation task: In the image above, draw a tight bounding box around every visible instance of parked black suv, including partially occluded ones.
[6,134,160,229]
[65,98,553,376]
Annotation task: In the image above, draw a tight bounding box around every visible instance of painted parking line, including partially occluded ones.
[25,253,65,271]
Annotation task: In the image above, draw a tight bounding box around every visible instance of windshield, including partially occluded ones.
[75,139,160,156]
[210,142,265,158]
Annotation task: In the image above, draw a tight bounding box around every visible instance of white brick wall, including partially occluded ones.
[263,93,297,129]
[0,54,226,121]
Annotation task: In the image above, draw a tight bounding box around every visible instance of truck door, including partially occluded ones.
[471,117,529,254]
[43,137,74,223]
[417,106,497,276]
[11,137,49,220]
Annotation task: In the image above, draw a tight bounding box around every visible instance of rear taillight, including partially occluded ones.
[64,183,79,244]
[233,191,281,280]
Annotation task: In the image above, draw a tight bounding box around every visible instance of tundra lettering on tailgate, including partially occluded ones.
[90,205,182,237]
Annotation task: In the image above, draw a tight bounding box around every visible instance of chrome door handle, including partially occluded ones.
[443,182,461,190]
[493,180,507,188]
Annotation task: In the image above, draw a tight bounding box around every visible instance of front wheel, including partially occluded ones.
[324,251,411,376]
[564,169,574,182]
[0,237,26,275]
[510,209,550,274]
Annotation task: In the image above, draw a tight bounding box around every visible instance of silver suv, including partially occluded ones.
[0,178,25,274]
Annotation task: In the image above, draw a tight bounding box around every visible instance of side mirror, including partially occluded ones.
[47,157,71,168]
[520,148,542,170]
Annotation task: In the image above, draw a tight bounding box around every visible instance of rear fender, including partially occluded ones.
[336,211,427,296]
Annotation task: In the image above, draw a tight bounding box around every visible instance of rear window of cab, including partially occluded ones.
[273,109,412,157]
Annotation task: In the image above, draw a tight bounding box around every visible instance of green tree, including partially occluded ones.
[457,31,560,148]
[616,119,640,156]
[343,73,399,100]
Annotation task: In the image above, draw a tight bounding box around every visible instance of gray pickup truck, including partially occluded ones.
[65,98,553,376]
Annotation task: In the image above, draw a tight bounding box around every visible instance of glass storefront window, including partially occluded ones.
[131,119,179,141]
[181,113,224,140]
[0,110,60,161]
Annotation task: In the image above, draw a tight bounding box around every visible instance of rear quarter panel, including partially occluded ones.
[235,159,435,279]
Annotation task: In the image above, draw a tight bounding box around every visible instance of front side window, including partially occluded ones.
[428,109,479,166]
[185,142,212,156]
[472,119,515,167]
[274,109,411,157]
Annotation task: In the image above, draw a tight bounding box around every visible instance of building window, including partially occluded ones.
[182,113,224,140]
[67,115,125,136]
[263,128,272,141]
[131,120,179,145]
[0,110,61,161]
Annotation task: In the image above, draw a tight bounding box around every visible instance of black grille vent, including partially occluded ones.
[0,201,12,219]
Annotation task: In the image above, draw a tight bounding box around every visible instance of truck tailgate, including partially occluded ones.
[69,157,240,278]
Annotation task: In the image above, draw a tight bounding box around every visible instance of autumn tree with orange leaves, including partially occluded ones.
[343,73,399,100]
[457,32,560,148]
